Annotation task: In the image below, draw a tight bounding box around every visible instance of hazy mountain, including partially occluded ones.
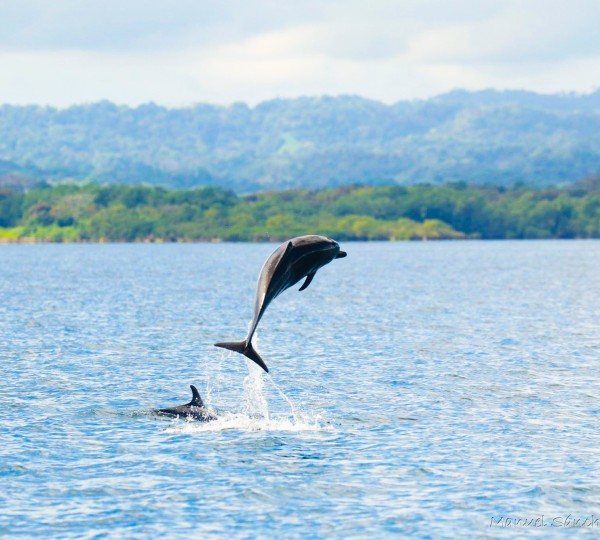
[1,89,599,191]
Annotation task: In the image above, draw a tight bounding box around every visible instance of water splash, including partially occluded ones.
[165,411,331,433]
[165,342,330,433]
[242,359,269,419]
[267,375,298,422]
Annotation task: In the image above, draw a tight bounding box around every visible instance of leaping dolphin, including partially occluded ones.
[215,235,347,373]
[154,385,217,421]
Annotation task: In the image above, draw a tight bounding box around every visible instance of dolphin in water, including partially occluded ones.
[154,385,217,421]
[215,235,347,372]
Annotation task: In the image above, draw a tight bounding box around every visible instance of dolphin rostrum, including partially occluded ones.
[154,385,217,421]
[215,235,347,373]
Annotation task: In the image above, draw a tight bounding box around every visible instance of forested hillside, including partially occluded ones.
[2,177,600,242]
[1,90,599,191]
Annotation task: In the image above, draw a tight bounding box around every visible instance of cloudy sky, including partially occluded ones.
[0,0,598,107]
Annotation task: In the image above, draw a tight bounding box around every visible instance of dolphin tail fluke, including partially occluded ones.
[214,339,246,355]
[242,342,269,373]
[214,340,269,373]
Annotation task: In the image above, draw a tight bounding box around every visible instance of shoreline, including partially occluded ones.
[1,237,598,245]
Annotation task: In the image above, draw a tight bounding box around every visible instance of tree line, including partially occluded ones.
[1,179,600,242]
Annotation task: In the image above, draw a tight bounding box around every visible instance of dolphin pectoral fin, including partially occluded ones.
[299,271,316,291]
[336,250,347,258]
[189,385,204,407]
[214,340,269,373]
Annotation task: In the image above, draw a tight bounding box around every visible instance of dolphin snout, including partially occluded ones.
[336,250,347,259]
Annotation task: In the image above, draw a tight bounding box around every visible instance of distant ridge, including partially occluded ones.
[430,88,600,111]
[1,89,599,191]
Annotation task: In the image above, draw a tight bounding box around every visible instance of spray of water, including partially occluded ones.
[175,330,331,433]
[267,375,298,422]
[242,359,270,420]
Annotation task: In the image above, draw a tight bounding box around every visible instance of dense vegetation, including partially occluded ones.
[1,90,599,191]
[2,178,600,242]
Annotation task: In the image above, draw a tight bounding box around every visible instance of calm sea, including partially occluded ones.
[2,241,600,538]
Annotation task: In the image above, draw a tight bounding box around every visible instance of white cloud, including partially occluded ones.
[408,0,600,64]
[0,0,327,52]
[0,0,597,106]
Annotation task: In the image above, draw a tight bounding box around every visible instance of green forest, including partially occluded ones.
[1,90,599,192]
[2,178,600,242]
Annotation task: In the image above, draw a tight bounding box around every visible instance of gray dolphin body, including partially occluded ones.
[215,235,347,373]
[154,385,217,421]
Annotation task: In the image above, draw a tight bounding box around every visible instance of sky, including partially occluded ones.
[0,0,598,107]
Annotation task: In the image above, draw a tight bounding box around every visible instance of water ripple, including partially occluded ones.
[2,241,600,538]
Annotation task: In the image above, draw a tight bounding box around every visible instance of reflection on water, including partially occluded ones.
[2,241,600,538]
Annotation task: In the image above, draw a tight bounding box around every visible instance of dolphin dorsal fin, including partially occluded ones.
[189,385,204,407]
[280,241,294,261]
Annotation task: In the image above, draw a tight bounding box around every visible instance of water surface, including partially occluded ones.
[2,241,600,538]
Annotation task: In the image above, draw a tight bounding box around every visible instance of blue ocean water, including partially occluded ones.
[2,241,600,538]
